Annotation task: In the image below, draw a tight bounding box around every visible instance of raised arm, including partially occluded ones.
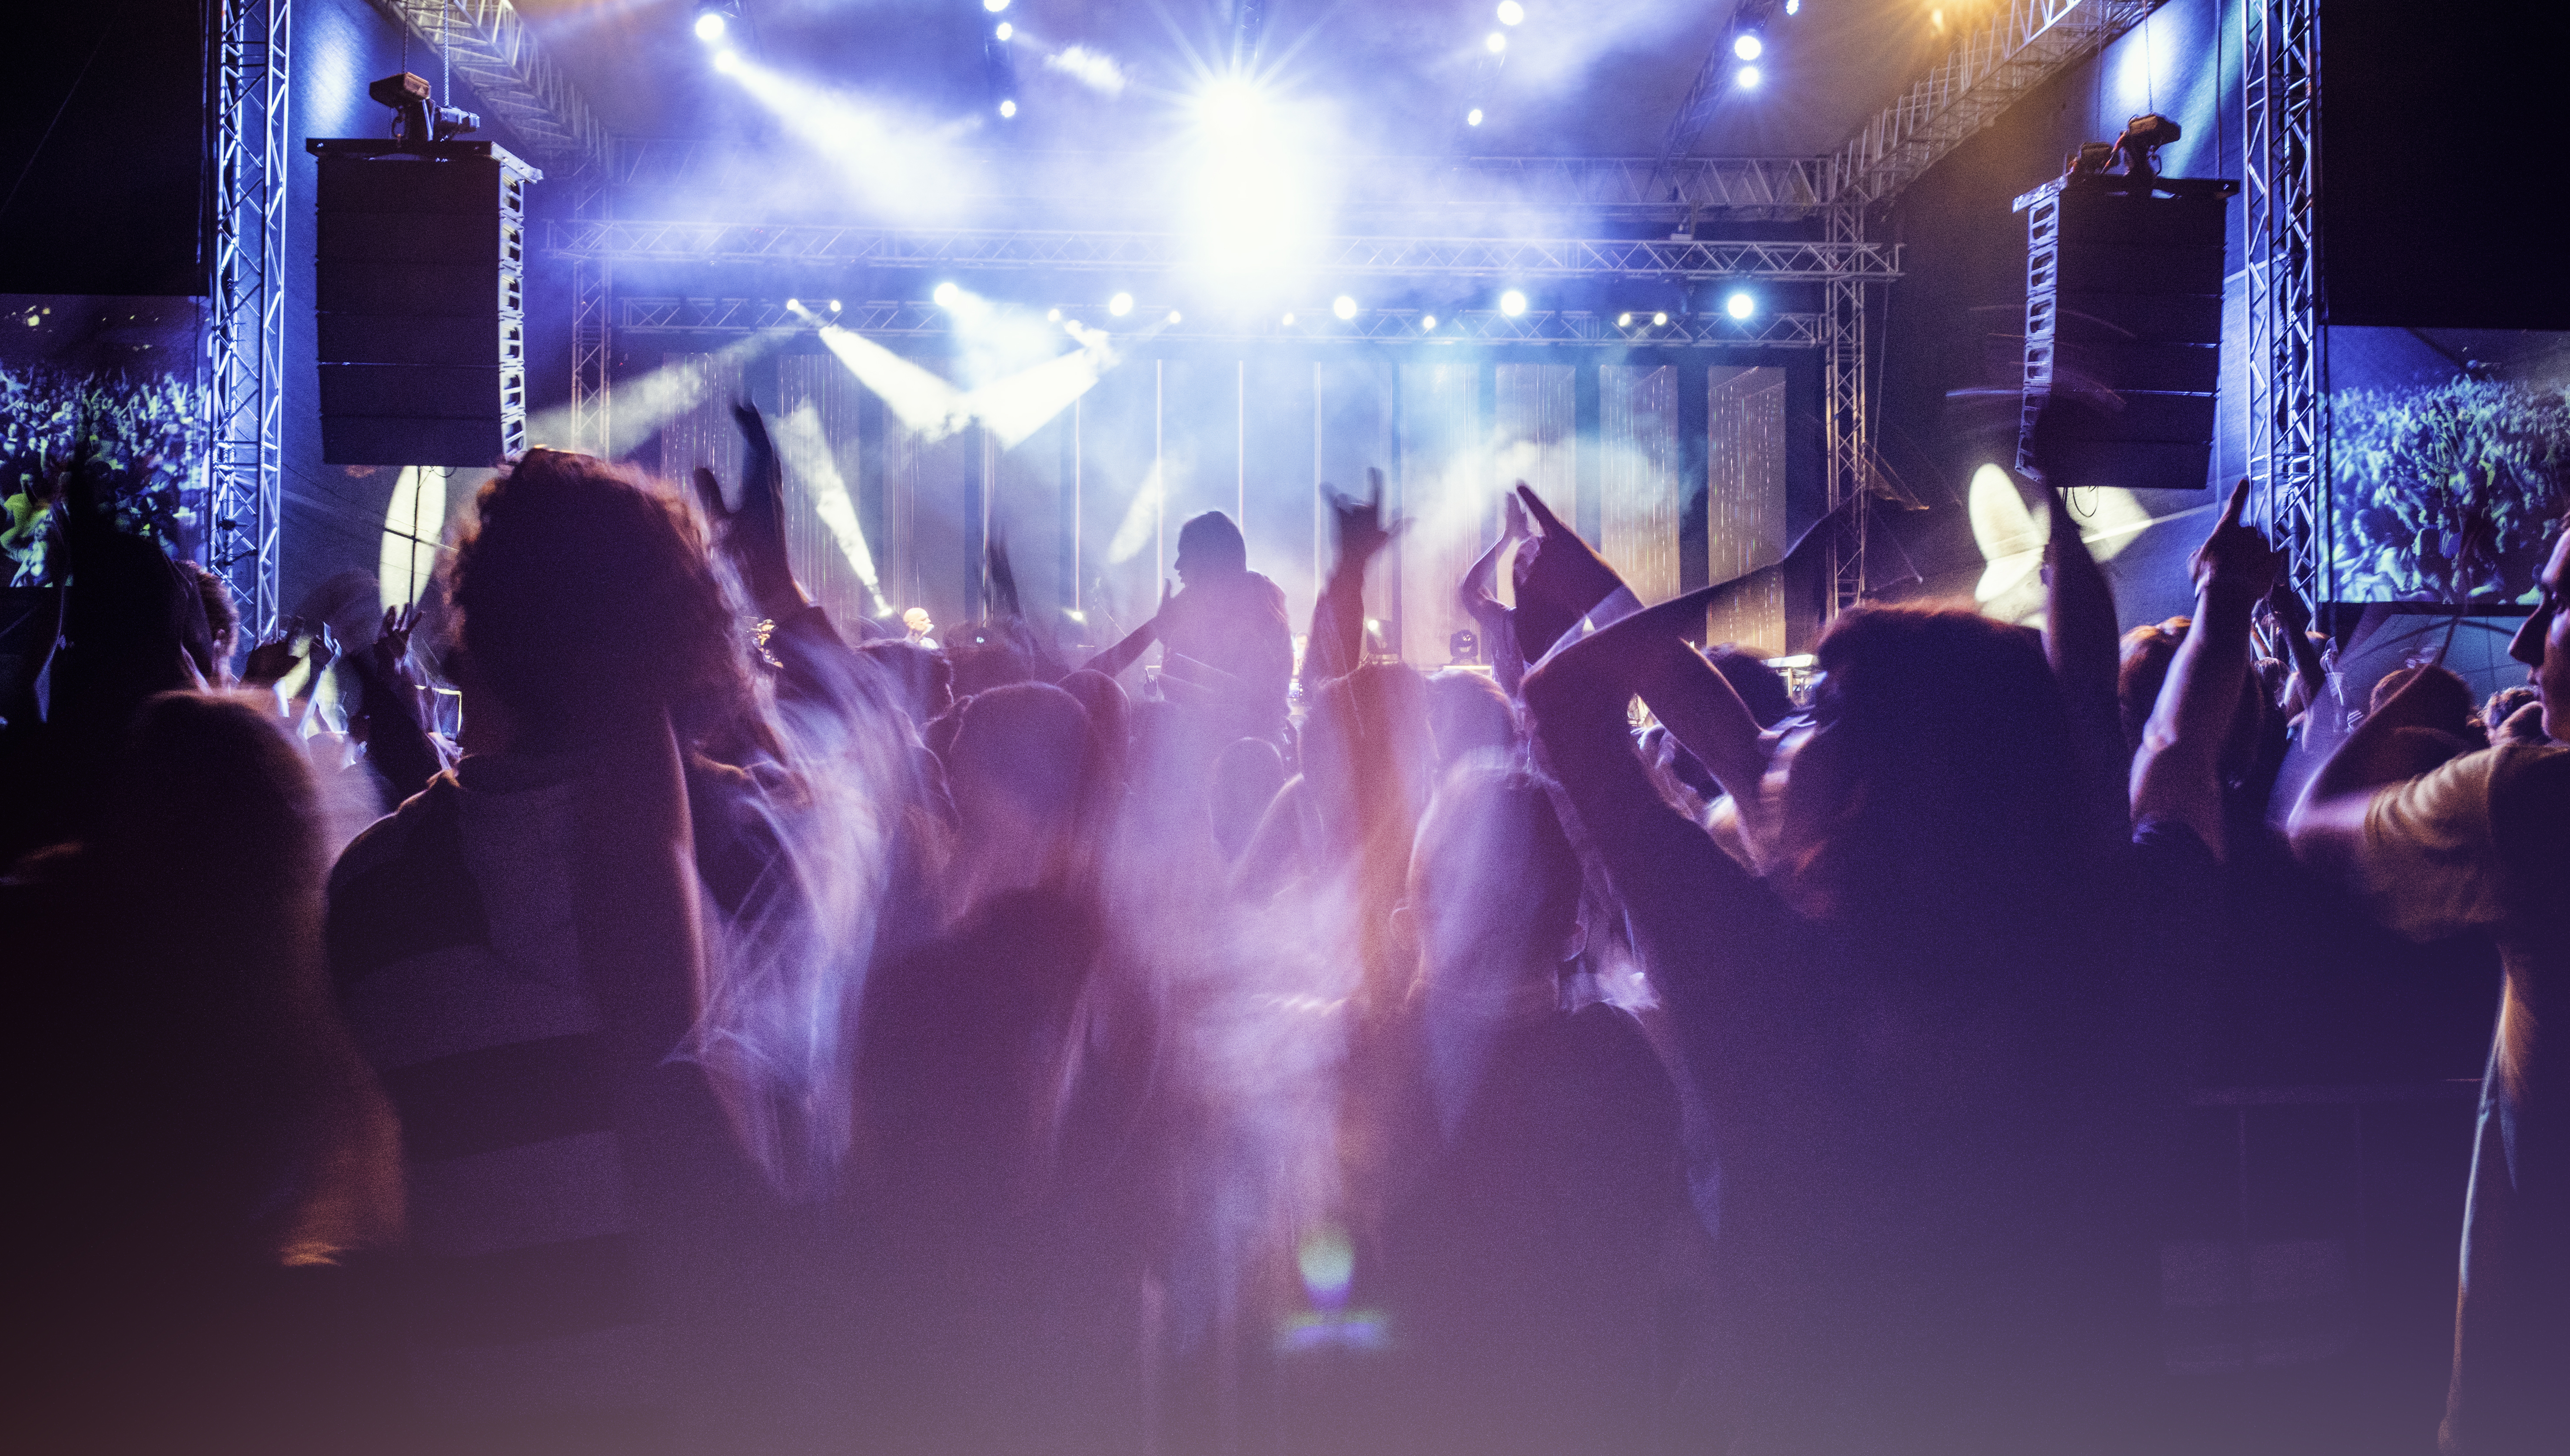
[1459,490,1531,696]
[345,605,446,802]
[2130,480,2281,859]
[1081,581,1165,679]
[1306,468,1402,685]
[2286,664,2482,876]
[2040,479,2132,848]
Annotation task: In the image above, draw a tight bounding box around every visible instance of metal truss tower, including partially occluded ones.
[1821,202,1870,617]
[570,167,612,455]
[204,0,291,638]
[2243,0,2327,603]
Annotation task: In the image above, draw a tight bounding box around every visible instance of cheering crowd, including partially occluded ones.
[3,405,2562,1456]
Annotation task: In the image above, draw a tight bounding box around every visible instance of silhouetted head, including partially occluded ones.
[184,563,241,687]
[1705,645,1793,729]
[1209,736,1287,860]
[1301,663,1435,836]
[1057,667,1132,807]
[2508,511,2568,739]
[1423,669,1517,771]
[1407,765,1584,988]
[948,681,1093,852]
[447,450,741,750]
[1174,510,1248,585]
[1776,605,2081,927]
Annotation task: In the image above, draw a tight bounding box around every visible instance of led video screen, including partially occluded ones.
[2329,327,2568,604]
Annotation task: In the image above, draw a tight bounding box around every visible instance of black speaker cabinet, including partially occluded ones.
[307,139,542,467]
[2014,173,2237,492]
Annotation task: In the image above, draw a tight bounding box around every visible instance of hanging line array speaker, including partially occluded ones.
[2014,171,2238,492]
[307,139,543,467]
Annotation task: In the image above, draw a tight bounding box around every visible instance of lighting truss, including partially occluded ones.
[570,170,612,457]
[2242,0,2327,603]
[1821,203,1869,618]
[363,0,611,175]
[1825,0,2161,209]
[557,221,1898,282]
[204,0,291,638]
[600,143,1835,221]
[617,297,1825,348]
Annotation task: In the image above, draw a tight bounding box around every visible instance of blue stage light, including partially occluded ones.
[1726,292,1755,320]
[1734,33,1762,60]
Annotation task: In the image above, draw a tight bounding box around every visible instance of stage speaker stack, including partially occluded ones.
[307,138,543,466]
[2014,161,2236,492]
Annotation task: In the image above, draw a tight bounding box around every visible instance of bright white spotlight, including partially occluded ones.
[713,48,742,73]
[695,10,726,42]
[1499,289,1527,316]
[1422,315,1438,331]
[933,282,961,307]
[994,21,1012,40]
[1047,307,1061,321]
[1617,311,1632,326]
[1109,292,1134,316]
[828,299,842,312]
[1653,310,1669,325]
[1737,65,1761,89]
[982,0,1009,10]
[1726,292,1755,320]
[1199,75,1266,134]
[1733,33,1763,60]
[1466,107,1484,126]
[1281,312,1296,325]
[1785,0,1799,11]
[1167,310,1182,324]
[1496,0,1525,23]
[1486,32,1507,53]
[786,297,801,311]
[998,98,1017,118]
[1332,295,1357,320]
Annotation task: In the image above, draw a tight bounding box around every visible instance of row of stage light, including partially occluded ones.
[769,292,1765,332]
[691,0,1802,128]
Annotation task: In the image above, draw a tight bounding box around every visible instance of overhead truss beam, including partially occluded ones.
[366,0,611,176]
[1827,0,2162,209]
[617,297,1825,348]
[602,143,1832,220]
[556,222,1898,282]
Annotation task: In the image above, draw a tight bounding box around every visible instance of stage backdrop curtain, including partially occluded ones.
[775,356,872,632]
[1494,364,1577,610]
[1706,365,1789,656]
[1599,364,1680,609]
[1399,362,1486,666]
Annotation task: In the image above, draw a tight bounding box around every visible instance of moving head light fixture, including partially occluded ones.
[368,72,479,148]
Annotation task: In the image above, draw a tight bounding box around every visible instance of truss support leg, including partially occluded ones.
[204,0,290,640]
[2244,0,2327,605]
[1822,202,1870,620]
[571,166,612,458]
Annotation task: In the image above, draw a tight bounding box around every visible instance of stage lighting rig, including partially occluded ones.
[693,1,741,44]
[2112,113,2181,183]
[368,73,478,148]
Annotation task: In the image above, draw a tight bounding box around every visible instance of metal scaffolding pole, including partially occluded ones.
[1821,202,1871,618]
[570,164,612,456]
[204,0,291,639]
[2243,0,2327,603]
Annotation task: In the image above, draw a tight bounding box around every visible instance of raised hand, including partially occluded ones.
[691,404,806,618]
[2191,479,2286,604]
[1323,467,1405,574]
[243,618,306,689]
[1510,483,1625,652]
[1502,488,1531,544]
